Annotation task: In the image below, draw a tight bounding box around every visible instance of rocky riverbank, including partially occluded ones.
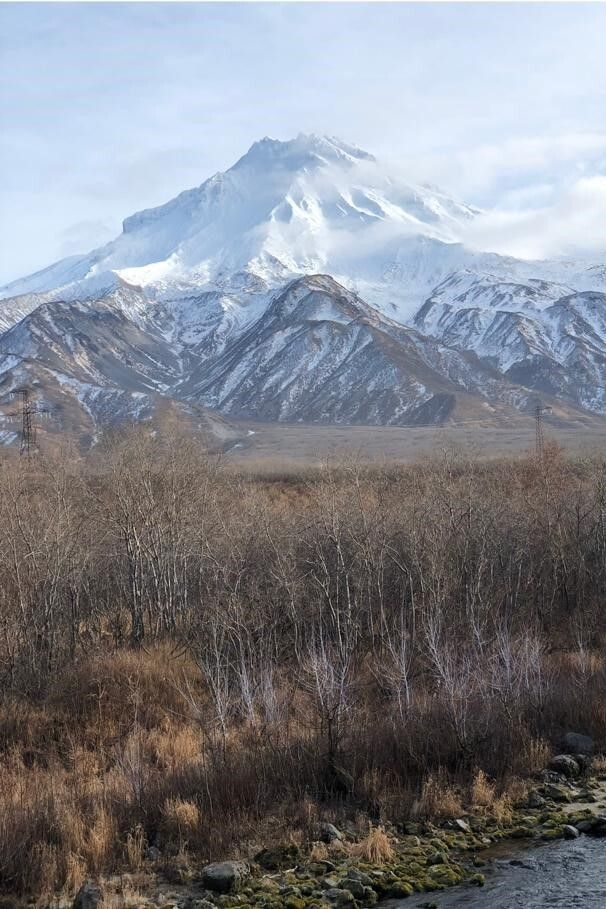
[67,750,606,909]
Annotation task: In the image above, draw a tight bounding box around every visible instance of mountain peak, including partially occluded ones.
[232,133,375,172]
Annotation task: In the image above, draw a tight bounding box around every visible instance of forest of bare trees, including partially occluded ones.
[0,430,605,897]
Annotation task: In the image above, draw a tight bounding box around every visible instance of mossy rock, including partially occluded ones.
[431,866,464,886]
[509,826,536,839]
[516,815,540,828]
[309,863,331,877]
[387,881,414,898]
[421,877,441,892]
[541,826,564,841]
[402,834,421,847]
[401,846,429,859]
[428,837,446,850]
[400,860,424,875]
[253,879,280,893]
[470,873,485,887]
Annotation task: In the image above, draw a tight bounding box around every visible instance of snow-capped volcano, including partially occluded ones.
[1,133,606,448]
[0,134,479,315]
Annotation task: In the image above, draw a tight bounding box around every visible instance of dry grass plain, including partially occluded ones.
[224,416,606,470]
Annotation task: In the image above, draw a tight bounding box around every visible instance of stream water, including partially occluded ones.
[394,837,606,908]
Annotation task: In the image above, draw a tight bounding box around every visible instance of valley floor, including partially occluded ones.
[225,419,606,469]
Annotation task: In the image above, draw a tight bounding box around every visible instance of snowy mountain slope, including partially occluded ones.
[0,287,244,448]
[0,272,599,445]
[177,275,580,426]
[414,275,606,414]
[0,133,605,443]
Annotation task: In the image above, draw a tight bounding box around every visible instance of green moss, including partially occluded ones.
[387,881,414,898]
[431,866,464,886]
[540,826,564,841]
[509,826,536,839]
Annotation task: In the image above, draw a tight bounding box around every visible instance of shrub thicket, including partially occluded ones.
[0,431,605,896]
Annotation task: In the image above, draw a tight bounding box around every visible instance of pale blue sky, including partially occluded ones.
[1,2,606,283]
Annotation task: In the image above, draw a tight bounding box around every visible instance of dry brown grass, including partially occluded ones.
[125,825,146,870]
[162,798,201,845]
[147,724,202,772]
[470,769,495,807]
[521,738,552,775]
[503,777,530,807]
[592,754,606,776]
[417,774,464,819]
[309,842,329,861]
[349,826,395,864]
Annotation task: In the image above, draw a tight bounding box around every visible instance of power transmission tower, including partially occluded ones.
[7,388,48,459]
[535,403,552,458]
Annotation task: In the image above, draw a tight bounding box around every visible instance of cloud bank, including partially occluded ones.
[463,174,606,261]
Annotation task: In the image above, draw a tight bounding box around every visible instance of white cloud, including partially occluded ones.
[383,133,606,204]
[59,219,116,257]
[462,175,606,260]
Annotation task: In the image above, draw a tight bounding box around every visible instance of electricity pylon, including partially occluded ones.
[6,387,48,459]
[535,403,552,458]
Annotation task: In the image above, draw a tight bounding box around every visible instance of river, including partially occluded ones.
[394,837,606,908]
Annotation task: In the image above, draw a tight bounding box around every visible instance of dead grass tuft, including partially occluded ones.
[470,769,495,807]
[349,826,394,864]
[309,842,329,861]
[417,774,463,819]
[162,798,201,845]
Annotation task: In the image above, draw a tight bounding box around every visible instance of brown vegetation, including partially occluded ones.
[0,431,605,898]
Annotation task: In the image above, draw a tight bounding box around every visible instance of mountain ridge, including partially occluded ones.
[1,134,605,448]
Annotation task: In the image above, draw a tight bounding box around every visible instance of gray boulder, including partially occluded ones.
[201,861,250,893]
[323,888,356,906]
[575,816,606,836]
[74,882,103,909]
[344,869,374,887]
[549,754,580,779]
[587,816,606,837]
[542,783,572,802]
[527,790,546,809]
[561,732,594,756]
[318,822,344,843]
[563,824,580,839]
[575,753,593,772]
[540,769,565,784]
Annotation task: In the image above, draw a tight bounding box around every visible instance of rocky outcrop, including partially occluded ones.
[200,861,250,893]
